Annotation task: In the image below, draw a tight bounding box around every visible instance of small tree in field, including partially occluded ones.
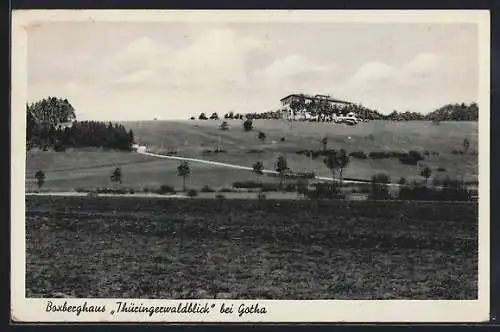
[243,119,253,131]
[110,167,122,186]
[35,169,45,189]
[321,137,328,151]
[337,149,349,183]
[275,155,288,190]
[463,138,470,153]
[219,121,229,131]
[252,161,264,176]
[258,131,266,141]
[177,161,190,192]
[421,166,432,184]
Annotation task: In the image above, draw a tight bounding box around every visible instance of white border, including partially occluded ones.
[11,9,491,323]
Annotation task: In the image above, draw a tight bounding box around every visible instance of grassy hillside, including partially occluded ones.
[126,119,478,181]
[26,120,478,191]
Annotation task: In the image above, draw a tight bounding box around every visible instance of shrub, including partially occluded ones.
[257,192,267,200]
[408,150,424,161]
[280,137,286,142]
[398,177,406,185]
[243,119,253,131]
[129,188,135,194]
[201,185,215,193]
[349,151,367,159]
[233,181,262,189]
[437,167,446,172]
[285,183,296,192]
[258,131,266,141]
[187,189,198,197]
[451,149,464,155]
[219,188,233,193]
[369,151,391,159]
[370,173,392,200]
[305,182,344,200]
[216,194,225,200]
[156,185,175,194]
[247,149,264,154]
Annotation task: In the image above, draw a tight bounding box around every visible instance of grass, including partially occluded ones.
[26,196,478,300]
[26,120,478,191]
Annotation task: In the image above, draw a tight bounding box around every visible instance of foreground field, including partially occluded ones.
[26,196,478,299]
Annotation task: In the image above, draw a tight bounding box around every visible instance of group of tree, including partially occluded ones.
[223,111,245,120]
[27,97,135,151]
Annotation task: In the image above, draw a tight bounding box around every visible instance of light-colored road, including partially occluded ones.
[137,149,404,187]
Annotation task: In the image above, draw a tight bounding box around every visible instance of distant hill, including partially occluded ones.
[425,103,478,122]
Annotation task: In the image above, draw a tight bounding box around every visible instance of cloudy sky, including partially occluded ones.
[27,20,479,120]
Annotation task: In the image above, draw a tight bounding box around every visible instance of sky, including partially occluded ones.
[27,20,479,120]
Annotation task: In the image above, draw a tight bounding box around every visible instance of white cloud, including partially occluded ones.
[347,61,394,87]
[402,52,442,78]
[255,54,337,80]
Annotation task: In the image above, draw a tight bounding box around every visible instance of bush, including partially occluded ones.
[305,182,344,200]
[247,149,264,154]
[369,151,391,159]
[233,181,262,189]
[280,137,286,142]
[187,189,198,197]
[243,119,253,131]
[408,150,424,161]
[216,194,225,200]
[398,177,406,185]
[370,173,392,200]
[201,185,215,193]
[156,185,176,194]
[451,149,464,155]
[257,192,267,200]
[437,167,447,172]
[398,179,473,201]
[349,151,367,159]
[219,188,234,193]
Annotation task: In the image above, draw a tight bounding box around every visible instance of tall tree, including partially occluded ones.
[420,166,432,184]
[35,170,45,190]
[252,161,264,183]
[275,155,288,190]
[27,97,76,127]
[323,153,339,185]
[177,161,190,192]
[337,149,349,183]
[110,167,122,186]
[463,138,470,153]
[321,137,328,151]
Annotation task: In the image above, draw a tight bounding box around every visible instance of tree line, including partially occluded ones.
[193,101,478,122]
[27,97,135,151]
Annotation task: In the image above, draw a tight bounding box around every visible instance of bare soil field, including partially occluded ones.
[26,196,478,300]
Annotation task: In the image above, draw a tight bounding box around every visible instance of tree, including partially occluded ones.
[35,170,45,189]
[210,112,219,120]
[323,153,339,186]
[177,161,190,192]
[337,149,349,183]
[27,97,76,128]
[243,119,253,131]
[252,161,264,176]
[463,138,470,153]
[321,137,328,151]
[198,113,208,120]
[275,155,288,190]
[110,167,122,186]
[219,121,229,131]
[421,166,432,184]
[258,131,266,141]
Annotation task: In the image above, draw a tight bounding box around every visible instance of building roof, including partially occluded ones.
[280,93,352,104]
